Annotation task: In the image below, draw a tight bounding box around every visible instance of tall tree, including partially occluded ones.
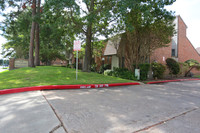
[28,0,36,67]
[1,1,75,64]
[35,0,41,66]
[113,0,176,70]
[1,8,31,58]
[70,0,114,72]
[46,0,114,71]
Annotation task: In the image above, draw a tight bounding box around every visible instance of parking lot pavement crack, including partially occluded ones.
[41,91,68,133]
[133,107,199,133]
[49,124,62,133]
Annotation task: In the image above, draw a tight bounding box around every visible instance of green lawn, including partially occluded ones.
[0,66,134,90]
[194,75,200,78]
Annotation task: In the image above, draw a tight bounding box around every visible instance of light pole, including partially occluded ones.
[102,57,105,67]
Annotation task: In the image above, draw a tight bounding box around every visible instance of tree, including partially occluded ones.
[185,59,200,77]
[1,9,32,59]
[1,1,75,65]
[112,0,176,71]
[0,0,22,12]
[46,0,115,72]
[35,0,41,66]
[0,0,41,67]
[28,0,36,67]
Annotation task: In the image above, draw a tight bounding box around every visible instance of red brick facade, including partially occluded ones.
[150,43,172,64]
[151,16,200,74]
[177,16,200,63]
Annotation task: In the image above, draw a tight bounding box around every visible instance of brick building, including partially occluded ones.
[104,15,200,74]
[197,47,200,55]
[151,15,200,64]
[151,15,200,74]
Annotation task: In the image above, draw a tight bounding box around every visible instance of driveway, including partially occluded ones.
[0,81,200,133]
[43,81,200,133]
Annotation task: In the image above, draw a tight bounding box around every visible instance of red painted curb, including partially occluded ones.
[146,78,200,84]
[0,82,140,95]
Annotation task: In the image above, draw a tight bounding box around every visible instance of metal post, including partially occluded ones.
[2,59,4,68]
[76,50,78,80]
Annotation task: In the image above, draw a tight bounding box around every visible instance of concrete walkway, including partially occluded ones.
[0,91,66,133]
[0,67,7,73]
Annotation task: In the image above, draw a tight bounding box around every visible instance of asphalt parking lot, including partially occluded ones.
[0,80,200,133]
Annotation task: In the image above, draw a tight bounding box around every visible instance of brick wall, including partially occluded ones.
[177,16,200,74]
[51,58,67,66]
[178,16,200,63]
[150,16,200,75]
[150,42,172,64]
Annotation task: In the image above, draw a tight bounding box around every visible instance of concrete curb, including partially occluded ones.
[1,78,199,95]
[146,78,200,84]
[0,82,140,95]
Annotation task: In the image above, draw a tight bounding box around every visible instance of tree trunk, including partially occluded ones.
[185,67,194,77]
[28,0,36,67]
[83,0,94,72]
[35,0,41,66]
[83,25,92,72]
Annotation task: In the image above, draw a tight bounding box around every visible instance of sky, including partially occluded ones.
[0,0,200,58]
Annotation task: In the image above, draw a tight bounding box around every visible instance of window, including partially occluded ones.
[172,49,175,57]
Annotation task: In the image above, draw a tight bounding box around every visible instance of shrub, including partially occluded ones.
[112,67,137,80]
[184,59,200,77]
[66,64,72,68]
[178,62,189,76]
[151,62,166,79]
[99,64,111,74]
[166,58,180,76]
[91,64,97,72]
[104,69,112,76]
[138,63,150,80]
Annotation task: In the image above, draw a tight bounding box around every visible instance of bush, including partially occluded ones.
[91,64,97,72]
[184,59,200,77]
[166,58,180,76]
[99,64,111,74]
[104,69,112,76]
[138,63,150,80]
[112,67,137,80]
[66,64,72,68]
[151,62,166,79]
[178,62,189,76]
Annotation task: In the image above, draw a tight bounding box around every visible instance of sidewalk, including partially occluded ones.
[0,68,7,73]
[0,91,65,133]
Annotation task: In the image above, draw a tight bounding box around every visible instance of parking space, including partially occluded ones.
[42,81,200,133]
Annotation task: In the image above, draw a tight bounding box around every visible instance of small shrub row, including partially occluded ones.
[104,67,137,80]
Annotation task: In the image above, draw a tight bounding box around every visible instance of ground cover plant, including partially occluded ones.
[0,66,134,90]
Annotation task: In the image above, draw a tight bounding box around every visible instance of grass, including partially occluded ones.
[194,75,200,78]
[2,67,8,69]
[0,66,134,90]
